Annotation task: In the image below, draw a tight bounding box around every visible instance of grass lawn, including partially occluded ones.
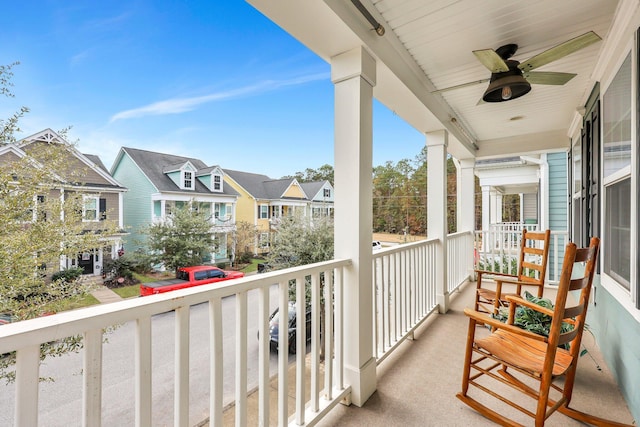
[112,284,141,298]
[241,259,263,274]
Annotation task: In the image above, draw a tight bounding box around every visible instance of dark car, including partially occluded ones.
[268,303,312,354]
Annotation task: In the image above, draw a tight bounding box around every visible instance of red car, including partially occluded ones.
[140,266,244,296]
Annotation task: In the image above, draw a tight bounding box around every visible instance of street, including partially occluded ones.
[0,284,282,426]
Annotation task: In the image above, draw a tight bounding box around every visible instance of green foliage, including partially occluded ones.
[143,204,215,272]
[103,256,135,281]
[266,213,334,303]
[284,164,334,185]
[230,220,258,265]
[477,256,519,275]
[0,63,121,383]
[127,249,154,274]
[493,291,574,349]
[51,267,84,283]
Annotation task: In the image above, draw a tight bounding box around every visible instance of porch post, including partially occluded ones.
[456,158,476,278]
[426,130,449,313]
[331,46,376,406]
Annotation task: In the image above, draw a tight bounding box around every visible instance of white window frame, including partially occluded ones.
[213,174,222,192]
[83,195,99,222]
[182,171,194,190]
[598,38,638,316]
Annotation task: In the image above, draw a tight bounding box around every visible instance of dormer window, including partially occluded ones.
[183,171,193,190]
[213,174,222,191]
[323,188,331,198]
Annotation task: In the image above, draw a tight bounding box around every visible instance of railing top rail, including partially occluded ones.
[372,237,438,258]
[0,258,351,354]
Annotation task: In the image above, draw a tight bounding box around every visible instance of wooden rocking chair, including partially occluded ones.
[475,229,551,315]
[458,237,632,426]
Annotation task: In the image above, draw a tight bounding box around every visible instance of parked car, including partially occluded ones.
[139,266,244,296]
[0,313,14,325]
[372,241,382,251]
[268,302,312,354]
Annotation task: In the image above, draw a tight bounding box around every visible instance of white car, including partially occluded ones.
[372,241,382,251]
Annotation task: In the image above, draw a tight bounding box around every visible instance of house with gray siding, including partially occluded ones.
[111,147,239,264]
[2,128,127,276]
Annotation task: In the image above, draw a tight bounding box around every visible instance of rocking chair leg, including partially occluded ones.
[456,393,523,427]
[558,404,634,427]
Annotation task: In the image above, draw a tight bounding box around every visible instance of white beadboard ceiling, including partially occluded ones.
[248,0,621,160]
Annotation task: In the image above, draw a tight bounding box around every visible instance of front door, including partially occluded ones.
[78,252,94,275]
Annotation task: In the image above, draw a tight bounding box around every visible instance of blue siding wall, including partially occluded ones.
[111,153,157,251]
[547,152,568,278]
[589,283,640,422]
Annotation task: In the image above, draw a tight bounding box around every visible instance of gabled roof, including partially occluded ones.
[15,128,124,190]
[120,147,238,196]
[223,169,274,198]
[84,154,109,174]
[300,181,328,200]
[224,169,331,201]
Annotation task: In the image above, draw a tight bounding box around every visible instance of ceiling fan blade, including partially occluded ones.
[432,78,490,93]
[473,49,509,73]
[525,71,577,85]
[519,31,601,72]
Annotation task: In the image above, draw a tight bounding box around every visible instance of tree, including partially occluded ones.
[0,62,121,383]
[266,212,334,273]
[144,205,215,273]
[284,164,334,185]
[231,220,259,265]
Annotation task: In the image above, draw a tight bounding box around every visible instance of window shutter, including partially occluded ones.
[99,198,107,221]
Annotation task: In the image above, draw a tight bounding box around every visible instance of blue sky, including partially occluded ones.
[1,1,426,178]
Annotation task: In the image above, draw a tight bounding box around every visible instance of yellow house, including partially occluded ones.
[223,169,334,253]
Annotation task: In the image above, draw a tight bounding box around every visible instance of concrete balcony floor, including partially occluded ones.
[317,281,635,427]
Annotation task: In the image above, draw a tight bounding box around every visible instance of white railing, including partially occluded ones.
[371,238,439,363]
[0,259,350,427]
[447,231,474,293]
[473,229,569,284]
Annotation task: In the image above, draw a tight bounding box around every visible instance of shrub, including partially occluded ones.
[51,267,83,283]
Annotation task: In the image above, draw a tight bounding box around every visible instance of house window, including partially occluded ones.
[323,188,330,198]
[83,196,99,221]
[605,178,631,289]
[183,171,193,189]
[214,203,221,219]
[213,174,222,191]
[259,232,270,247]
[602,52,631,291]
[259,205,268,219]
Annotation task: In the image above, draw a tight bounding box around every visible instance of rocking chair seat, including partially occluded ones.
[475,330,573,377]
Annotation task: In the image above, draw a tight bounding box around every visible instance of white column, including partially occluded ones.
[426,130,449,313]
[456,159,476,233]
[332,46,376,406]
[481,186,491,231]
[539,153,549,230]
[495,193,503,223]
[456,158,476,279]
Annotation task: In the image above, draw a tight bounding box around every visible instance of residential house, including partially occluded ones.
[0,128,126,276]
[223,168,334,253]
[110,147,239,264]
[3,1,640,426]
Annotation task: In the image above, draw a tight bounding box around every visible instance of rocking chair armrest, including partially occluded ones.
[504,295,555,317]
[463,308,548,342]
[474,270,517,280]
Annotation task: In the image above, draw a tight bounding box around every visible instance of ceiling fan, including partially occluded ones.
[437,31,602,103]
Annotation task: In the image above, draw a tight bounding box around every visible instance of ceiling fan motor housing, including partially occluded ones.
[483,59,531,102]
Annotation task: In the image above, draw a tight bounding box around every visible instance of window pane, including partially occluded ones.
[603,53,632,179]
[604,178,631,289]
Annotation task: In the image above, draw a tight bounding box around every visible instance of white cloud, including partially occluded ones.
[109,72,328,122]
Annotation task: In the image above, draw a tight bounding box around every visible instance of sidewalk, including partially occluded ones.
[90,285,124,304]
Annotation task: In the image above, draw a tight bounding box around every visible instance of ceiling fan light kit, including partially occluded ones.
[483,62,532,102]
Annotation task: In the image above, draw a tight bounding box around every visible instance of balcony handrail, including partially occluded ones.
[0,258,351,427]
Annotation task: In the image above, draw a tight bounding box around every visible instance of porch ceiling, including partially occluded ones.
[247,0,621,161]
